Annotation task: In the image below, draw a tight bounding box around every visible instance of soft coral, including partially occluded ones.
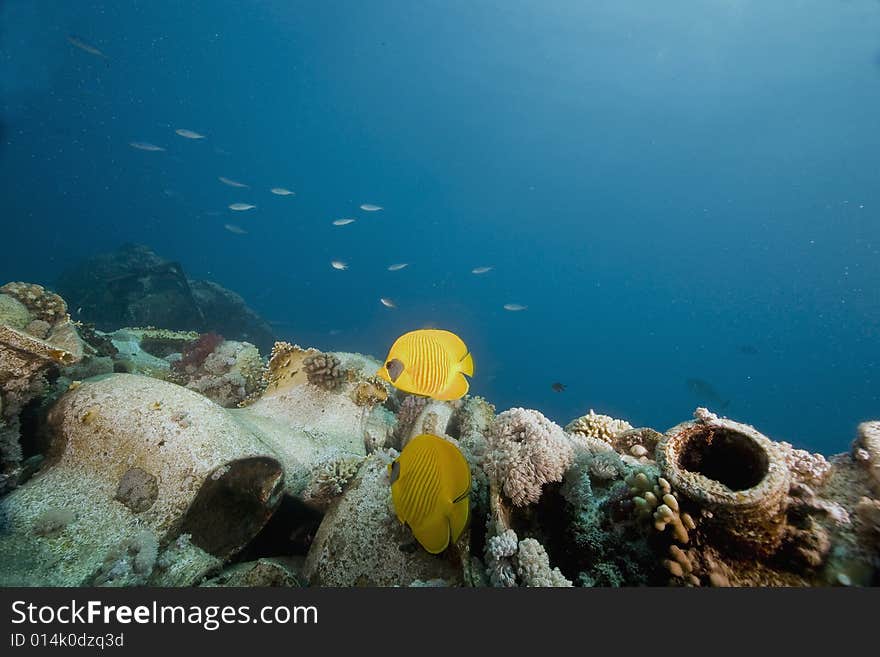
[173,331,224,373]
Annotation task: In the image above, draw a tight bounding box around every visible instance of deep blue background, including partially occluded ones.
[2,1,878,452]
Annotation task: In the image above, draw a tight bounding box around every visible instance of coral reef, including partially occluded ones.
[1,283,878,589]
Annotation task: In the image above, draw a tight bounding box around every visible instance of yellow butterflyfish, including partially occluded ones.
[376,329,474,400]
[389,433,471,554]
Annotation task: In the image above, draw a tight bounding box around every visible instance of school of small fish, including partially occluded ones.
[104,29,529,331]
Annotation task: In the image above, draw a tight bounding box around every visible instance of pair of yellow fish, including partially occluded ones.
[378,329,474,553]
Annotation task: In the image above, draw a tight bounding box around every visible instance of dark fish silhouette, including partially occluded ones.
[551,382,566,393]
[685,378,730,410]
[738,344,759,356]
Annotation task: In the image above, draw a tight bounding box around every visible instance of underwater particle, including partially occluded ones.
[503,303,527,311]
[129,141,165,152]
[33,508,76,538]
[224,224,247,234]
[114,467,159,513]
[228,203,256,211]
[218,176,249,188]
[380,297,396,308]
[175,128,205,139]
[387,263,408,271]
[270,187,294,196]
[67,35,108,59]
[359,203,383,211]
[389,433,471,554]
[330,260,348,270]
[332,218,355,226]
[376,329,474,400]
[471,266,493,274]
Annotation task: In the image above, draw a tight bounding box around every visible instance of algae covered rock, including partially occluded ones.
[302,454,463,586]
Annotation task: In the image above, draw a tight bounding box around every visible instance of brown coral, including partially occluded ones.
[302,352,346,391]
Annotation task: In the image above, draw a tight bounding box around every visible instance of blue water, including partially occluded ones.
[2,1,878,453]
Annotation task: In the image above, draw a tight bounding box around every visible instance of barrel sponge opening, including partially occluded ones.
[677,427,769,492]
[180,457,284,559]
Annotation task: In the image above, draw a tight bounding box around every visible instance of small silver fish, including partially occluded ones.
[224,224,247,234]
[380,297,397,308]
[219,176,249,188]
[331,260,348,270]
[332,218,356,226]
[503,303,527,311]
[270,187,295,196]
[360,204,383,212]
[175,128,205,139]
[229,203,256,211]
[472,266,493,274]
[129,141,165,152]
[387,263,408,271]
[67,35,108,59]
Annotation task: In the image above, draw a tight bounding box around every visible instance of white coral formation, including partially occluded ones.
[780,442,832,488]
[183,340,263,407]
[485,408,575,507]
[485,529,519,587]
[516,538,572,587]
[566,409,633,443]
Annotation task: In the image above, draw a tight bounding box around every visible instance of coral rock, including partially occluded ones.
[658,411,791,557]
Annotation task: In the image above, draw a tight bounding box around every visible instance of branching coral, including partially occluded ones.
[566,409,633,444]
[302,352,347,391]
[485,408,574,507]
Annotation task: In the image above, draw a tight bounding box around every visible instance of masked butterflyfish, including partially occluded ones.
[376,329,474,400]
[389,433,471,554]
